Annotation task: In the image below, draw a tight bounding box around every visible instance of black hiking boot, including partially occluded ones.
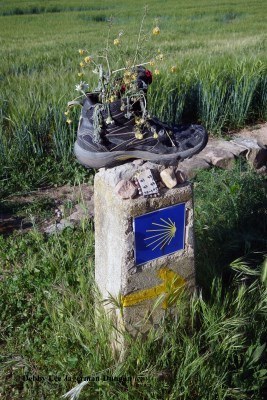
[74,68,208,169]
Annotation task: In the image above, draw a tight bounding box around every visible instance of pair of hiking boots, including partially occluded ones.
[74,67,208,169]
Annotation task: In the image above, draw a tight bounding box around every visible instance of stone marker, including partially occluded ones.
[94,162,195,343]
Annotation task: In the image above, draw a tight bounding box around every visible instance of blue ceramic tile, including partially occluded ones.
[134,203,186,265]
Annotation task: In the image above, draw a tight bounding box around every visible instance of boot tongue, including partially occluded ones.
[83,93,100,109]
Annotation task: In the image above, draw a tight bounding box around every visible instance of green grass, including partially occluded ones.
[0,3,267,397]
[0,164,266,399]
[0,0,267,196]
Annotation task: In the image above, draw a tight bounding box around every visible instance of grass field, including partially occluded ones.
[0,0,267,195]
[0,1,267,399]
[0,164,266,399]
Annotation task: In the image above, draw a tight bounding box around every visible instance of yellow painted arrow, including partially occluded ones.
[122,267,185,309]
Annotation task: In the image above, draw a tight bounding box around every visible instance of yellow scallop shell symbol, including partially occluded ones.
[145,218,177,251]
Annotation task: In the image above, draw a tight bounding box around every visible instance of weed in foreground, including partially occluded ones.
[0,163,266,399]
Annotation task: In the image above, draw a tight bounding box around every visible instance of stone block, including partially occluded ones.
[234,124,267,148]
[200,146,235,170]
[178,156,210,179]
[208,139,248,157]
[94,162,195,341]
[231,137,267,169]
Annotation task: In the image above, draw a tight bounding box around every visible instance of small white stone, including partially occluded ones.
[115,179,138,199]
[160,167,177,189]
[132,159,144,167]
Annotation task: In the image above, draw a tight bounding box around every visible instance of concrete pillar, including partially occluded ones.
[94,162,195,339]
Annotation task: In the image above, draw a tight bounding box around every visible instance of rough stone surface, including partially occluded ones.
[175,169,187,184]
[231,136,260,150]
[231,137,267,168]
[44,219,74,234]
[160,167,177,189]
[115,179,138,199]
[132,159,145,167]
[98,162,163,189]
[200,146,235,169]
[178,156,211,179]
[94,162,195,342]
[234,123,267,148]
[68,202,94,222]
[213,139,248,156]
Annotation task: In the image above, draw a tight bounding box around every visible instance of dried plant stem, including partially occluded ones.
[133,7,148,67]
[112,61,151,74]
[104,20,112,76]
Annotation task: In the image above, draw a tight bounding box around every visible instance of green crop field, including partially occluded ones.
[0,1,266,399]
[0,0,266,195]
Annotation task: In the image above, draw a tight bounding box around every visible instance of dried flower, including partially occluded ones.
[123,71,131,84]
[114,38,120,45]
[78,49,85,55]
[105,116,114,125]
[156,53,163,61]
[170,66,177,73]
[135,132,144,139]
[75,81,89,92]
[152,26,160,35]
[125,111,133,119]
[135,117,145,126]
[84,56,92,63]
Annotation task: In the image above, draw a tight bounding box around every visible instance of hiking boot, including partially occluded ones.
[74,94,208,169]
[74,66,208,169]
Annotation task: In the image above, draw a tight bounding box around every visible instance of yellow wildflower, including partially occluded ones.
[156,53,163,61]
[153,132,158,139]
[64,110,69,116]
[135,117,145,126]
[114,38,120,45]
[149,59,155,66]
[84,56,92,63]
[66,118,72,125]
[170,66,177,73]
[154,69,160,75]
[152,26,160,35]
[109,96,116,103]
[78,49,85,55]
[80,61,85,68]
[123,70,132,84]
[135,132,144,140]
[78,72,84,77]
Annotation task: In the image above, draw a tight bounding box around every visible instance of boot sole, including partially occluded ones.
[74,129,208,169]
